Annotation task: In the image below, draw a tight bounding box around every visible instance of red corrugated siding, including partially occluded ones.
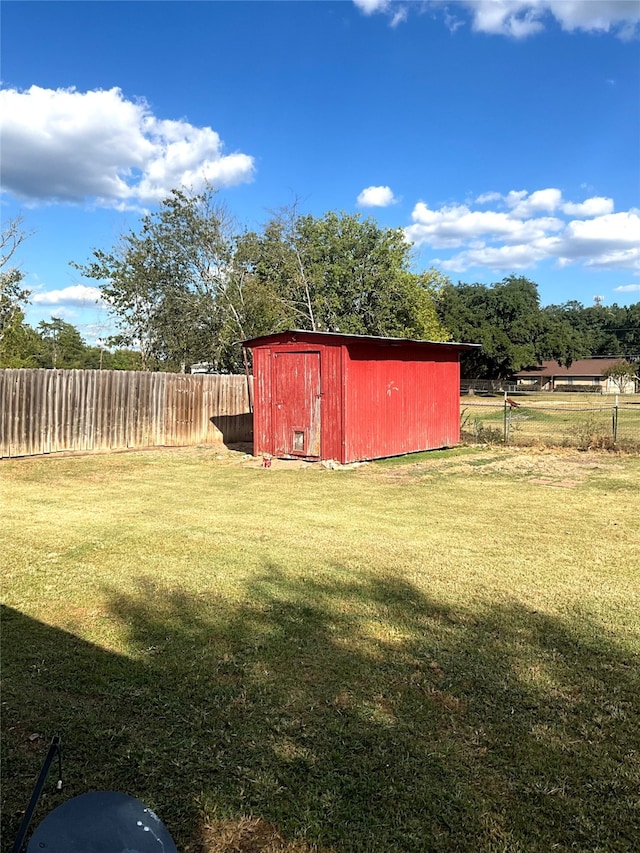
[246,332,464,462]
[343,344,460,462]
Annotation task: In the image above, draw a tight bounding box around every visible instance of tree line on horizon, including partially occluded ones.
[2,188,639,379]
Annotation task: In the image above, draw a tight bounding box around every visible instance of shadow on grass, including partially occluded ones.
[2,569,639,852]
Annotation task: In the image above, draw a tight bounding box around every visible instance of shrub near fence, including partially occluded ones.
[0,369,253,459]
[461,396,640,451]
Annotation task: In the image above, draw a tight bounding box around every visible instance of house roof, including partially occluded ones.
[514,358,626,378]
[242,329,480,350]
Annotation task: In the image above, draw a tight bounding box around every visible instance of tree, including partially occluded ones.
[236,207,449,342]
[543,301,640,357]
[437,277,534,379]
[601,360,638,394]
[74,187,239,372]
[76,194,449,374]
[436,275,586,380]
[110,348,144,371]
[616,302,640,354]
[536,309,587,367]
[0,306,42,368]
[1,214,32,348]
[37,318,87,369]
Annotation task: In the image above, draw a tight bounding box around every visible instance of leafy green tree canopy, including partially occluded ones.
[1,214,32,349]
[236,207,449,342]
[0,311,147,372]
[74,187,237,372]
[0,306,42,368]
[75,193,449,373]
[544,301,640,357]
[436,276,588,380]
[37,318,89,369]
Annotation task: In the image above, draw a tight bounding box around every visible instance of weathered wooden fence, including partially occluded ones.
[0,369,253,459]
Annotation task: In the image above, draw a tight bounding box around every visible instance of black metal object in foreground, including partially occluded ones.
[13,736,178,852]
[12,735,63,853]
[25,791,178,852]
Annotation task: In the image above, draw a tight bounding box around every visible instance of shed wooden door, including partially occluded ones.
[273,351,321,458]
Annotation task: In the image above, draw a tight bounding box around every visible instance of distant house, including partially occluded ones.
[514,358,638,394]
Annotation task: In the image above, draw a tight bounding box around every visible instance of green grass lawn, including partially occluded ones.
[2,447,639,852]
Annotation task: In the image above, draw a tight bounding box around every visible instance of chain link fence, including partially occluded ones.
[460,396,640,451]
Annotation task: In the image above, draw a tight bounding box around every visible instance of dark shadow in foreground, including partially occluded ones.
[2,569,639,852]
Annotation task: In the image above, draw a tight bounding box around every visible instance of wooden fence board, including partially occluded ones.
[0,370,253,458]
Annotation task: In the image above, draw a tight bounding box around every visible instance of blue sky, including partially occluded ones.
[2,0,639,344]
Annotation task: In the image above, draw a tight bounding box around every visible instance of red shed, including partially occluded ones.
[243,330,478,463]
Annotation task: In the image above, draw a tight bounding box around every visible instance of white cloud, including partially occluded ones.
[390,6,409,27]
[353,1,640,38]
[475,191,503,204]
[351,0,412,28]
[468,2,545,38]
[406,200,563,249]
[32,285,105,306]
[443,9,465,33]
[405,191,640,273]
[506,187,563,216]
[544,0,640,35]
[614,284,640,292]
[583,247,640,269]
[357,185,398,207]
[353,0,389,13]
[436,241,553,273]
[476,189,614,218]
[559,210,640,260]
[562,196,614,217]
[0,86,255,208]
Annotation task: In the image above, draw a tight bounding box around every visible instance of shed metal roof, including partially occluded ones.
[242,329,480,350]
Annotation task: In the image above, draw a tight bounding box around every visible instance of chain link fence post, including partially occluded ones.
[503,392,509,444]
